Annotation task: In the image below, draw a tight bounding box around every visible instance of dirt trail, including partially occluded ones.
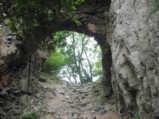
[26,79,118,119]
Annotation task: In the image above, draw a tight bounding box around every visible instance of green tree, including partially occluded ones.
[41,31,71,78]
[42,31,102,83]
[54,31,102,83]
[41,51,65,75]
[49,31,71,51]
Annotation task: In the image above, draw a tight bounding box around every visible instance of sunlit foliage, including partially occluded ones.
[42,31,102,83]
[41,51,65,75]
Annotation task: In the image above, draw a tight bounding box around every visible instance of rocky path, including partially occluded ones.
[24,79,118,119]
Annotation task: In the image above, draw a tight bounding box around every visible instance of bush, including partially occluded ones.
[20,110,40,119]
[41,51,65,75]
[134,115,140,119]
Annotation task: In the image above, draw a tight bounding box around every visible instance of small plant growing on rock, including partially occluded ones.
[134,115,140,119]
[20,110,40,119]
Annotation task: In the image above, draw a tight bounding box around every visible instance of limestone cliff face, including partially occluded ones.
[109,0,159,118]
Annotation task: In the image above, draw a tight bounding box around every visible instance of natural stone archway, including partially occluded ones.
[0,0,112,82]
[26,0,113,95]
[2,0,159,119]
[0,1,113,118]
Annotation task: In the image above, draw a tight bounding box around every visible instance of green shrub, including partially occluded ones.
[134,115,140,119]
[20,110,40,119]
[41,51,65,75]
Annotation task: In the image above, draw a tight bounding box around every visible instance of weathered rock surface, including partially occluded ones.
[109,0,159,118]
[0,25,48,119]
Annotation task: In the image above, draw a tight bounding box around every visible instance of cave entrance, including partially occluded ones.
[41,31,103,84]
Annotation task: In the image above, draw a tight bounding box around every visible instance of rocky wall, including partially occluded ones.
[109,0,159,118]
[0,25,48,119]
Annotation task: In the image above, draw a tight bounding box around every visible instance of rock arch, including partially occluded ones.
[15,0,112,90]
[0,1,113,116]
[2,0,159,118]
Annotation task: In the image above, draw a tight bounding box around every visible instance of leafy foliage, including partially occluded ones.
[134,115,140,119]
[41,51,65,75]
[42,31,102,83]
[20,110,40,119]
[49,31,71,51]
[93,60,103,77]
[149,0,159,16]
[0,0,84,35]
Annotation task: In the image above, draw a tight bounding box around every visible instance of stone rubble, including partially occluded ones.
[23,79,117,119]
